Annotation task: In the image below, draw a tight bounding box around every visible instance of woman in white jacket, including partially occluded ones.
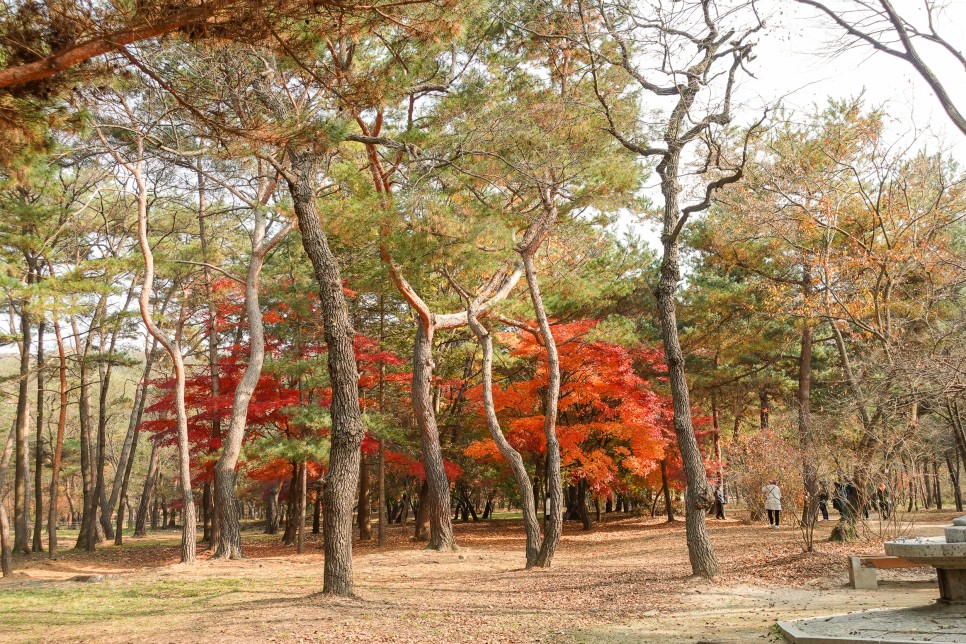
[762,479,782,529]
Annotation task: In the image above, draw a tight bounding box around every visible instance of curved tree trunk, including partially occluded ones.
[115,133,196,563]
[522,250,563,568]
[466,307,540,567]
[213,199,291,560]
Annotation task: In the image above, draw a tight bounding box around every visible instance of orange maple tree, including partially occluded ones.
[465,320,672,496]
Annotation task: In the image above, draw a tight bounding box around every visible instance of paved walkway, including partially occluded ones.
[779,603,966,643]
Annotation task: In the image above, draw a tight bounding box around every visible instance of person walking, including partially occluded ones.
[817,484,830,521]
[762,478,782,529]
[875,483,891,521]
[714,486,726,520]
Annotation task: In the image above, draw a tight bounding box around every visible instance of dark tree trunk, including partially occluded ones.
[358,451,372,541]
[655,179,718,575]
[14,281,32,554]
[312,487,322,534]
[288,150,365,595]
[948,455,963,512]
[661,460,675,522]
[414,479,430,542]
[796,276,819,550]
[32,319,45,552]
[133,439,160,538]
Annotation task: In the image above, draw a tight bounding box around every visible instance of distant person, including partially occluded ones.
[714,486,726,520]
[817,485,829,521]
[762,478,782,529]
[875,483,891,520]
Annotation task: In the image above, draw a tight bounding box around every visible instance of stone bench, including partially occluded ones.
[848,555,930,589]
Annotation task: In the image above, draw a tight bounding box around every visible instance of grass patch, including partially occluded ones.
[0,577,250,629]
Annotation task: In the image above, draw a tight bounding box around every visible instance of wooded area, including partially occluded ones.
[1,0,966,641]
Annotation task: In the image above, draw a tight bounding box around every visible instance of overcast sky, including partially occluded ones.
[625,0,966,250]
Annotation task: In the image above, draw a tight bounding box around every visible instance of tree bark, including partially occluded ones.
[521,247,563,568]
[13,275,32,554]
[358,451,372,541]
[411,322,456,551]
[32,318,45,552]
[661,459,675,522]
[213,196,291,559]
[465,306,540,567]
[47,312,68,557]
[797,272,819,550]
[1,422,16,575]
[286,150,365,596]
[125,135,196,562]
[133,438,160,538]
[656,147,719,577]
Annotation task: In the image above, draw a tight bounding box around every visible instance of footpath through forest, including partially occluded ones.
[0,512,955,643]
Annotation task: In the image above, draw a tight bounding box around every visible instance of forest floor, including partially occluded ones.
[0,509,958,643]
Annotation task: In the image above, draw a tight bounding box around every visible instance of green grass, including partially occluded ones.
[0,577,250,629]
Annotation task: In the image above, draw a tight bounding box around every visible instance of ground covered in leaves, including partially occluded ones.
[0,510,956,643]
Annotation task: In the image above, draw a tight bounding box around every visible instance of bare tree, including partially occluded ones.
[578,0,763,578]
[795,0,966,137]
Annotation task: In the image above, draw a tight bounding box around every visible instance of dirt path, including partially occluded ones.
[0,511,955,643]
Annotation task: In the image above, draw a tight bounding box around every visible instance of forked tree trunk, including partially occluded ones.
[656,151,719,577]
[287,150,365,596]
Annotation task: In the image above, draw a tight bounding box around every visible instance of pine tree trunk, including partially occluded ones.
[32,319,45,552]
[47,313,68,557]
[358,452,372,541]
[287,151,365,596]
[414,479,430,541]
[466,307,540,567]
[656,161,719,576]
[661,460,675,522]
[133,439,160,538]
[13,284,32,555]
[1,422,16,575]
[297,461,307,554]
[411,322,456,551]
[797,276,818,551]
[72,311,96,550]
[523,246,563,569]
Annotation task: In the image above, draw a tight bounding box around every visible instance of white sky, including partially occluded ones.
[627,0,966,250]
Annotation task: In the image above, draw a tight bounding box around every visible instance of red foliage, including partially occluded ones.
[465,321,676,496]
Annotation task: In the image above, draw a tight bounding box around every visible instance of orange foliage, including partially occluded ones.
[465,321,671,496]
